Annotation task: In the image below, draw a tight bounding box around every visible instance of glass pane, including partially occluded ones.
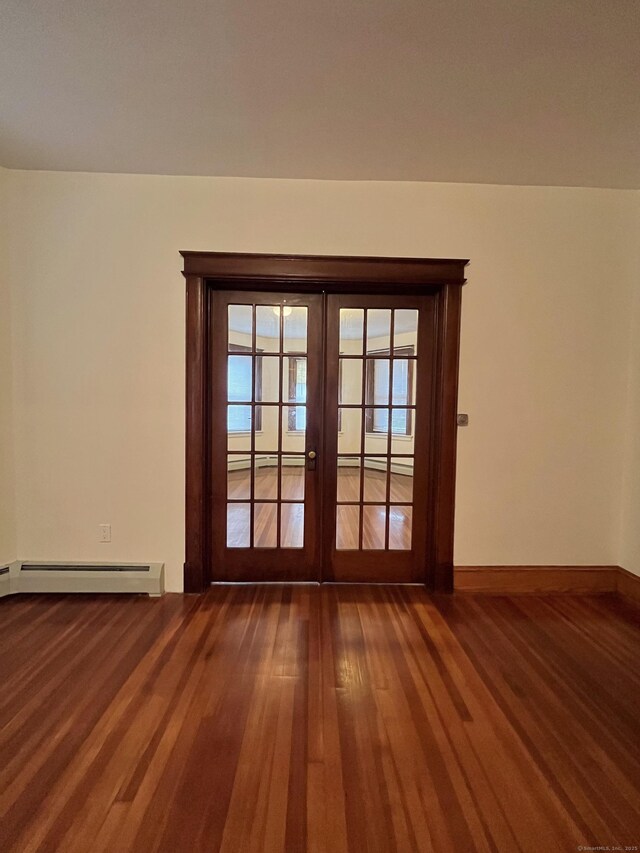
[282,406,306,451]
[390,407,413,441]
[391,433,415,455]
[281,456,305,500]
[394,309,418,354]
[364,409,388,453]
[256,356,279,403]
[228,305,253,350]
[227,406,252,451]
[365,358,390,405]
[339,308,364,355]
[227,455,251,499]
[227,503,250,548]
[254,503,278,547]
[337,456,360,502]
[389,506,413,550]
[366,309,391,354]
[390,457,414,503]
[281,503,304,548]
[283,307,308,353]
[339,358,362,405]
[366,405,389,433]
[254,455,279,499]
[256,306,281,352]
[363,505,387,550]
[336,505,360,550]
[363,458,388,502]
[227,356,252,402]
[392,360,412,406]
[338,408,362,454]
[255,406,278,452]
[283,357,307,403]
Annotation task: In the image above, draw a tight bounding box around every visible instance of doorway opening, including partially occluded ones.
[181,252,468,592]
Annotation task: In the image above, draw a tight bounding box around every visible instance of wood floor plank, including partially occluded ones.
[1,587,639,852]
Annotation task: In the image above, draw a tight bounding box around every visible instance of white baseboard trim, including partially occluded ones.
[0,562,14,597]
[0,561,164,598]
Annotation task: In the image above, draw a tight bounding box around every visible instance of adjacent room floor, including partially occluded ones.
[1,586,639,852]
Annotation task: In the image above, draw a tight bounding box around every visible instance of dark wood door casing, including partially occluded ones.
[181,252,468,593]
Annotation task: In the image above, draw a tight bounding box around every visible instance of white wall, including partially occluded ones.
[0,167,17,564]
[3,170,638,590]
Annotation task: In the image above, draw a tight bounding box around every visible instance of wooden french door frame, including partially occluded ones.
[181,251,469,593]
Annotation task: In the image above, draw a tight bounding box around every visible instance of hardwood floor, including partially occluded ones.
[1,587,639,852]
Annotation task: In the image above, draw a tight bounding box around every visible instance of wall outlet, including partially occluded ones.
[99,524,111,543]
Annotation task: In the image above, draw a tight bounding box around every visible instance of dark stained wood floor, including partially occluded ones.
[1,587,639,852]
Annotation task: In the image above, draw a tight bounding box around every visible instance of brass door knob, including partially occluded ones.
[307,450,317,460]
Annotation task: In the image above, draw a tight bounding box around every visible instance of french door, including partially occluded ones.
[323,294,435,582]
[210,291,323,581]
[209,289,436,583]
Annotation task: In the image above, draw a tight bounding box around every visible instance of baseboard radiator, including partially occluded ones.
[0,561,164,598]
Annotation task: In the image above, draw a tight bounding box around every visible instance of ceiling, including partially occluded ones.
[1,0,638,188]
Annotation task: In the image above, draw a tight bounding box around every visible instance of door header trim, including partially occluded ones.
[181,251,468,287]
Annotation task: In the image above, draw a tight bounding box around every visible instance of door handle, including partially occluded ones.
[307,449,317,470]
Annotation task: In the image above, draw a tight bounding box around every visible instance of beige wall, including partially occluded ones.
[619,250,640,577]
[0,167,16,563]
[3,170,639,590]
